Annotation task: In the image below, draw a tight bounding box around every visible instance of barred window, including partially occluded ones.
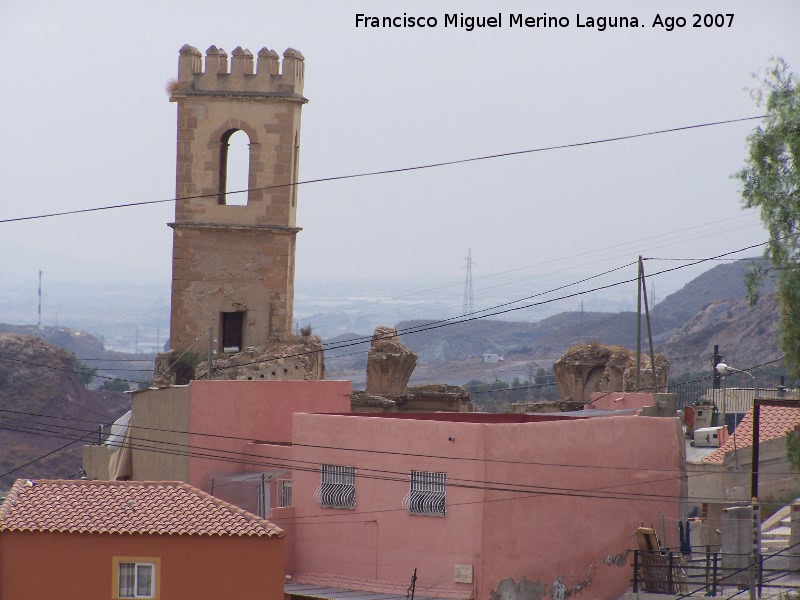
[403,471,446,517]
[313,465,355,509]
[277,478,292,508]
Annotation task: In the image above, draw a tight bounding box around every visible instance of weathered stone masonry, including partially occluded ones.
[168,44,307,355]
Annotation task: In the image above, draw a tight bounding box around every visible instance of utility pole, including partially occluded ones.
[712,345,722,389]
[636,257,642,391]
[208,326,213,380]
[462,249,475,316]
[527,361,536,402]
[640,258,658,392]
[748,397,800,599]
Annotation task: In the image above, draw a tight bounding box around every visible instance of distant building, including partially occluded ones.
[481,353,500,363]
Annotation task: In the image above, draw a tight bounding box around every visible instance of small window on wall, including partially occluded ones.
[221,311,245,353]
[113,557,159,599]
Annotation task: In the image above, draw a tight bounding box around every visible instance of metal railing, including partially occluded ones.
[631,547,798,596]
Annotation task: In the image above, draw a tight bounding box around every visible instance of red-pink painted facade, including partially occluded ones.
[187,380,352,490]
[272,412,684,600]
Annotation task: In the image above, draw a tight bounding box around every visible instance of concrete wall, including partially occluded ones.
[187,380,351,490]
[288,413,485,600]
[126,380,351,490]
[285,413,685,600]
[0,529,284,600]
[83,444,116,480]
[131,385,191,483]
[480,417,684,600]
[687,436,800,547]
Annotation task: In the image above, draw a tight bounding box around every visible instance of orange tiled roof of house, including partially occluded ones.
[703,406,800,463]
[0,479,283,537]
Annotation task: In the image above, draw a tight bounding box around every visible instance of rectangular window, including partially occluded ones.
[113,557,159,599]
[403,471,446,517]
[277,478,292,507]
[314,464,355,509]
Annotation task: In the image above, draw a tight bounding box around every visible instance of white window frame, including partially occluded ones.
[313,464,356,509]
[403,470,446,517]
[117,560,157,599]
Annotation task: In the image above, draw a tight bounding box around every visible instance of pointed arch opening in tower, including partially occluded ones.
[218,129,251,206]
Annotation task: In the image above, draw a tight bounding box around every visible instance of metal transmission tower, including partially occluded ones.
[462,249,475,315]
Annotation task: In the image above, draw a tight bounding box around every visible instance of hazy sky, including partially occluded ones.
[2,1,799,306]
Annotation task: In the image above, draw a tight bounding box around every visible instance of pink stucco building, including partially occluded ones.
[272,411,685,600]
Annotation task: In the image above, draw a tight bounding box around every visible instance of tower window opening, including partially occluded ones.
[218,129,250,206]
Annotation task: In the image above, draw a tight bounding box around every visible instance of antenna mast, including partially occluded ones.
[37,270,43,331]
[462,249,475,315]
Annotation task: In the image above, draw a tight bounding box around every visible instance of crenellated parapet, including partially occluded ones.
[173,44,305,98]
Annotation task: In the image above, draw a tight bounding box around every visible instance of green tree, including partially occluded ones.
[100,378,129,392]
[71,355,98,387]
[737,58,800,375]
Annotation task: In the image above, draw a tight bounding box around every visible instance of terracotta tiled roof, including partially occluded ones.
[0,479,283,537]
[703,406,800,463]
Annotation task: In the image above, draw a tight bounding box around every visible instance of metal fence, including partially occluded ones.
[667,383,799,411]
[631,547,799,596]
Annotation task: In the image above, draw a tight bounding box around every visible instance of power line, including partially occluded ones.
[0,240,772,384]
[0,115,766,225]
[0,353,153,384]
[0,355,788,474]
[305,213,764,329]
[0,430,95,479]
[214,239,771,376]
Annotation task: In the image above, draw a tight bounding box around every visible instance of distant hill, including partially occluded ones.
[0,324,155,386]
[658,294,781,374]
[652,258,776,331]
[0,334,130,485]
[324,258,783,382]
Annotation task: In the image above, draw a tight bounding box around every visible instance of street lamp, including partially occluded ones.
[715,363,756,434]
[715,363,756,378]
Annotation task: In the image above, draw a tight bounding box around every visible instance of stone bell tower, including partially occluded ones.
[167,44,307,356]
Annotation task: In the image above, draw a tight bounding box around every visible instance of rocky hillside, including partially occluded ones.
[0,334,130,486]
[657,294,781,374]
[0,323,155,386]
[651,258,775,334]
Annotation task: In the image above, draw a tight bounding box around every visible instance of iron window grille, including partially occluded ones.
[313,465,355,509]
[403,471,446,517]
[277,478,293,508]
